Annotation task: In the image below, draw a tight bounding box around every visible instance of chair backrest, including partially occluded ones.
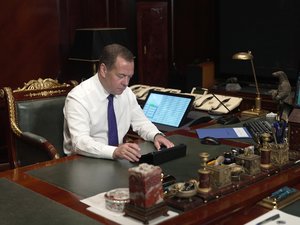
[1,78,78,168]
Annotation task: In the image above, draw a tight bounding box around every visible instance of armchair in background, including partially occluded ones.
[1,78,78,168]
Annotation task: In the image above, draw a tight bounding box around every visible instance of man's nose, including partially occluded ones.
[122,76,130,86]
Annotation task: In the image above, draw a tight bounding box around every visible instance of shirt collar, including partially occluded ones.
[94,73,120,100]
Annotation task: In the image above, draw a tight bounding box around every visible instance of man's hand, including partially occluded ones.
[153,134,174,150]
[113,143,141,162]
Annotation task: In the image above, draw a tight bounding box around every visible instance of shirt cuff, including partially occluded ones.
[153,132,165,142]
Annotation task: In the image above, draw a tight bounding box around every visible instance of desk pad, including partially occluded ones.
[27,134,229,198]
[27,156,132,198]
[0,178,103,225]
[25,134,299,214]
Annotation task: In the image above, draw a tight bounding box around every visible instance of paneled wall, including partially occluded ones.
[0,0,215,89]
[0,0,61,88]
[0,0,137,89]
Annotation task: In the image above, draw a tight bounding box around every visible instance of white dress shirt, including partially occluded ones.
[63,74,161,159]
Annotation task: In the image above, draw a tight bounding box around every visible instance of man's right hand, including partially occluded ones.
[113,143,141,162]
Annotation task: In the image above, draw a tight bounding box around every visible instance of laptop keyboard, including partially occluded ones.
[243,119,272,138]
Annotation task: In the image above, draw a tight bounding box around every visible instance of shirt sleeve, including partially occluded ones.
[128,91,162,142]
[63,93,116,159]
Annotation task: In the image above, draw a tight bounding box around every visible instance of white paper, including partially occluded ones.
[233,127,251,138]
[81,192,178,225]
[244,209,300,225]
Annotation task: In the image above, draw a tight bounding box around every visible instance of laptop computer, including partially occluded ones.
[143,90,195,132]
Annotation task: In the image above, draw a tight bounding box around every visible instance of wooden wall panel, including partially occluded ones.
[58,0,109,81]
[0,0,214,89]
[173,0,216,70]
[59,0,138,82]
[136,1,169,86]
[0,0,114,88]
[109,0,137,53]
[0,0,61,88]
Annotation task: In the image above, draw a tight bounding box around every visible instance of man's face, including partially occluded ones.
[100,56,134,95]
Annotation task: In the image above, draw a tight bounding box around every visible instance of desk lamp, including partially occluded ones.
[232,51,267,117]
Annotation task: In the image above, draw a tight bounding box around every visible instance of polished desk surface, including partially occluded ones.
[1,119,300,225]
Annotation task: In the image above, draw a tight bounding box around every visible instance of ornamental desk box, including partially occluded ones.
[207,164,232,188]
[124,163,168,224]
[235,154,261,175]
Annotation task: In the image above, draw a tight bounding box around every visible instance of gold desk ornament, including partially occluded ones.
[260,133,273,169]
[270,143,289,167]
[172,180,198,200]
[258,187,300,209]
[207,164,232,189]
[261,132,272,143]
[198,152,211,193]
[235,148,261,176]
[230,164,245,182]
[260,147,272,169]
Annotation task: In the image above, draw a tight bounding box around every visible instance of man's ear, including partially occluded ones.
[99,63,107,78]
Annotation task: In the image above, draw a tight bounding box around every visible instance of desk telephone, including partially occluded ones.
[130,84,242,113]
[130,84,181,100]
[191,93,242,113]
[188,88,242,113]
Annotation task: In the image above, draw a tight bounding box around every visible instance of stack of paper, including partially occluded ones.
[244,209,300,225]
[81,192,178,225]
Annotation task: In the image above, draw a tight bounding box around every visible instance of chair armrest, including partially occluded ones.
[21,132,60,159]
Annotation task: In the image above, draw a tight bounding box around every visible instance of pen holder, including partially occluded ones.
[270,142,289,166]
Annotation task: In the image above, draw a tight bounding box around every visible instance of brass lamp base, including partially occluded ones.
[241,108,268,117]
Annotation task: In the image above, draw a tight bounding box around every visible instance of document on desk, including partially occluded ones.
[81,192,178,225]
[244,209,300,225]
[196,127,251,139]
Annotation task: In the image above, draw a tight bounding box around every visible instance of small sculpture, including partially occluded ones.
[269,71,293,105]
[225,77,242,92]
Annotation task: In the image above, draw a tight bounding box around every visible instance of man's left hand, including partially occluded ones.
[153,134,174,150]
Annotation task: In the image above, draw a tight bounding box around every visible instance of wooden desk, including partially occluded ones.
[1,129,300,225]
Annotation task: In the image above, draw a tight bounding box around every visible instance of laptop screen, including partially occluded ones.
[143,90,195,127]
[295,75,300,108]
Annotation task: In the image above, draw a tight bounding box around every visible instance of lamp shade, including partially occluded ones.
[69,28,129,62]
[232,51,253,61]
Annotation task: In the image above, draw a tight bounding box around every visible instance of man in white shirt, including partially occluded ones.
[63,44,174,162]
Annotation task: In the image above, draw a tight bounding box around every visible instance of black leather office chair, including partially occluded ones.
[1,78,78,168]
